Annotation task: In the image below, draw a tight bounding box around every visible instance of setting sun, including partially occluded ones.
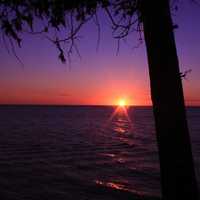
[118,99,126,107]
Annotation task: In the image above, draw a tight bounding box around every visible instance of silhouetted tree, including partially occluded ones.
[0,1,199,199]
[140,1,199,199]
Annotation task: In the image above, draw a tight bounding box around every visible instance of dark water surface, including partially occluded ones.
[0,106,199,200]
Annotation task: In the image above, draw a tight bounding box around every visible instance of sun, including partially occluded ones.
[118,99,126,107]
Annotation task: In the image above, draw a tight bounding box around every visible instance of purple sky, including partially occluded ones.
[0,1,200,105]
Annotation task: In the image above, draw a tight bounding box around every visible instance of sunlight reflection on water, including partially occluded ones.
[110,106,133,135]
[94,179,148,196]
[95,180,125,190]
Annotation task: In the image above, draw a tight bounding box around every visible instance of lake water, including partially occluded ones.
[0,106,199,200]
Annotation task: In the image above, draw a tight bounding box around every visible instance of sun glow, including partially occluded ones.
[118,99,126,107]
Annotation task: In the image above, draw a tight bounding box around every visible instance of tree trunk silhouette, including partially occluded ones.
[140,0,199,199]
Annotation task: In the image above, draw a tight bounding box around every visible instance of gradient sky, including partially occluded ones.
[0,1,200,105]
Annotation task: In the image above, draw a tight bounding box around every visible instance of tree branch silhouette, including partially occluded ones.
[0,0,141,63]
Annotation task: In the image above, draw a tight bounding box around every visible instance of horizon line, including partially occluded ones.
[0,103,199,107]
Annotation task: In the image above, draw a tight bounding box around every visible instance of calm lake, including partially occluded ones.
[0,106,199,200]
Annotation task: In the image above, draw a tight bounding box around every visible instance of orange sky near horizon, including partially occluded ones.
[0,73,152,106]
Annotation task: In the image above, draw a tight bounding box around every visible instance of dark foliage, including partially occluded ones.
[0,0,144,62]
